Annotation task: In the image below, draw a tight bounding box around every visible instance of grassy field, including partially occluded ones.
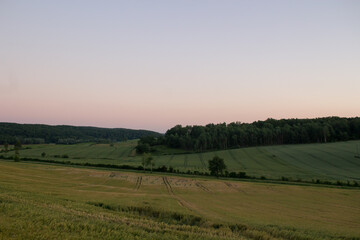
[0,161,359,239]
[2,140,360,181]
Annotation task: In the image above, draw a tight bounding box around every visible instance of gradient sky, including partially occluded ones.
[1,1,359,133]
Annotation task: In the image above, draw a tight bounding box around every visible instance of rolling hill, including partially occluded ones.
[3,140,360,182]
[0,122,161,144]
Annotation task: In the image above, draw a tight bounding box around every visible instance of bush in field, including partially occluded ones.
[229,172,237,178]
[281,176,289,181]
[15,140,22,149]
[228,172,248,178]
[13,140,21,162]
[13,153,20,162]
[136,143,151,154]
[208,156,227,177]
[157,165,167,172]
[14,148,20,162]
[4,142,9,152]
[238,172,247,178]
[142,153,154,172]
[41,152,46,158]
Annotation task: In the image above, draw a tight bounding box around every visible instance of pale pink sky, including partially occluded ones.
[1,1,359,132]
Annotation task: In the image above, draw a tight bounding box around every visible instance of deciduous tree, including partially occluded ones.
[208,156,226,177]
[142,153,154,172]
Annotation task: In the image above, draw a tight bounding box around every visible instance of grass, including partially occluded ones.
[2,140,360,182]
[0,161,359,239]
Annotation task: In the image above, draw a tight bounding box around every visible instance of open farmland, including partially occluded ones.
[0,161,359,240]
[2,140,360,182]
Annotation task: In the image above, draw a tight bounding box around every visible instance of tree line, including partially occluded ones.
[0,122,161,145]
[138,117,360,152]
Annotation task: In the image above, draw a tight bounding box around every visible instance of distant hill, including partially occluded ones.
[0,122,161,144]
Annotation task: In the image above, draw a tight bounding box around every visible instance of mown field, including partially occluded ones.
[0,161,359,240]
[2,140,360,181]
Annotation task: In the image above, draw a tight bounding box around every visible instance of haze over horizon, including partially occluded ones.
[1,1,359,133]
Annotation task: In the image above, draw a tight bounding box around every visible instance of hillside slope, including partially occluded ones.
[0,122,161,144]
[4,140,360,181]
[0,161,359,239]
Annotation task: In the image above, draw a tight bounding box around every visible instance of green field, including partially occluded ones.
[0,161,359,239]
[2,140,360,181]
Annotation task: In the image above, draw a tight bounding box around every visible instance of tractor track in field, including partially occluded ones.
[162,177,203,214]
[162,176,174,195]
[306,152,341,169]
[184,155,188,170]
[228,150,247,169]
[195,182,210,192]
[273,149,315,174]
[243,148,274,171]
[198,153,207,169]
[282,146,354,179]
[329,145,358,155]
[107,147,118,158]
[308,146,360,168]
[167,155,174,167]
[224,182,248,195]
[304,152,359,179]
[257,147,309,174]
[118,148,130,158]
[162,176,186,208]
[256,147,289,167]
[272,148,320,176]
[134,176,142,190]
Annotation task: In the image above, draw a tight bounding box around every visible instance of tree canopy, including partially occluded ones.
[161,117,360,151]
[142,153,155,172]
[0,123,161,144]
[208,156,227,177]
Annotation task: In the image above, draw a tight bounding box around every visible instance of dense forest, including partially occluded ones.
[0,123,161,144]
[138,117,360,152]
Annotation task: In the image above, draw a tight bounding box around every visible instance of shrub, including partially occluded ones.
[281,176,289,181]
[238,172,247,178]
[13,154,20,162]
[136,143,151,154]
[157,165,167,172]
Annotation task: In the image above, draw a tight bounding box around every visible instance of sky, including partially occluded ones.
[1,0,359,133]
